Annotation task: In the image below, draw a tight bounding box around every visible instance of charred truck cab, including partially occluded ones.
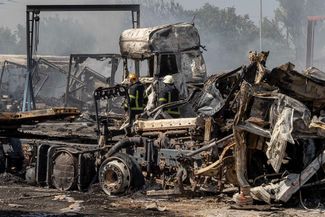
[119,23,207,116]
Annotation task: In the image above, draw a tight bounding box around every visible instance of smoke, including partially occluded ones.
[272,0,325,72]
[0,1,265,74]
[32,0,189,54]
[3,0,325,74]
[309,21,325,71]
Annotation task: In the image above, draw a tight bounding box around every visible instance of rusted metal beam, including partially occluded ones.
[27,4,140,12]
[185,134,234,158]
[0,107,80,129]
[134,117,204,132]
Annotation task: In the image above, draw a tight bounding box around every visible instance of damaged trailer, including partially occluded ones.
[0,105,134,193]
[0,104,127,191]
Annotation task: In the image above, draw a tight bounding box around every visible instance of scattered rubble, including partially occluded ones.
[144,202,167,212]
[53,195,84,213]
[0,172,26,185]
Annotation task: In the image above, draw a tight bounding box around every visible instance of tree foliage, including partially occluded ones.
[186,4,259,70]
[132,0,188,26]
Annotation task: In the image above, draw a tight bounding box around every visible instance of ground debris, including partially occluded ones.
[0,172,25,185]
[144,202,167,212]
[53,194,84,213]
[230,204,280,211]
[7,203,24,208]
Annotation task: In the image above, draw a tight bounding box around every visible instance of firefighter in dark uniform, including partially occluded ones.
[125,73,147,122]
[158,75,180,118]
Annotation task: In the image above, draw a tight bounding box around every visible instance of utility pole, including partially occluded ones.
[259,0,263,51]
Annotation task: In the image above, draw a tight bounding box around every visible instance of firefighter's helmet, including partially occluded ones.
[163,75,174,84]
[128,73,138,83]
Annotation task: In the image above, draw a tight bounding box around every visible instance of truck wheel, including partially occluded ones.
[99,153,144,195]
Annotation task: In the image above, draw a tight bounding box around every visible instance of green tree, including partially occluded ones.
[122,0,188,27]
[187,4,259,71]
[136,1,296,69]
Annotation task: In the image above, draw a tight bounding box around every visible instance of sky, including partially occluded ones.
[0,0,279,28]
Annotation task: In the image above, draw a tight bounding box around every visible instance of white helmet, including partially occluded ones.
[163,75,174,84]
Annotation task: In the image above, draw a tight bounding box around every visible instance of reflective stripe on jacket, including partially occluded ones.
[128,81,147,111]
[158,83,180,116]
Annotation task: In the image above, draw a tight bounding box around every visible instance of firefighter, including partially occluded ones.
[158,75,180,118]
[125,73,146,122]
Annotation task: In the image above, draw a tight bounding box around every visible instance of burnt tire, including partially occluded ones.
[99,153,144,195]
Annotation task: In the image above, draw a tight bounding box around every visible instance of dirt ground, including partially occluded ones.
[0,176,324,217]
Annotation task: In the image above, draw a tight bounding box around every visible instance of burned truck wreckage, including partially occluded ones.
[1,21,325,209]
